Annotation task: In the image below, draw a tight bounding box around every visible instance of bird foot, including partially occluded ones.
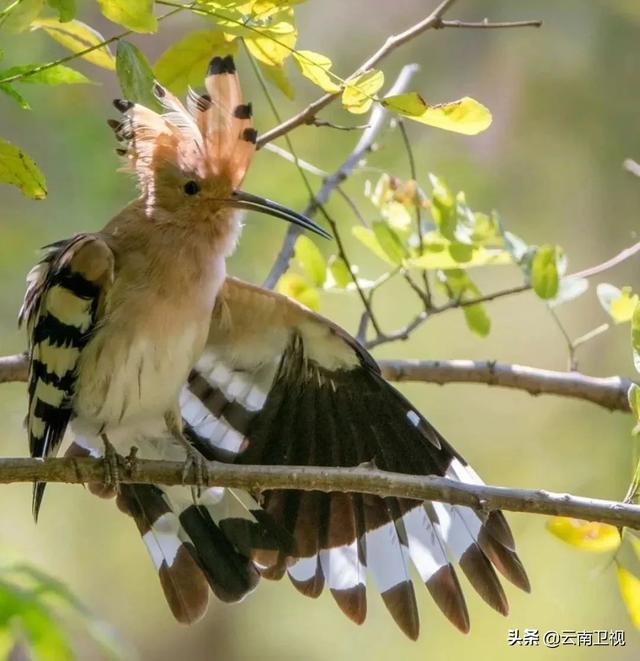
[101,436,122,493]
[182,447,209,499]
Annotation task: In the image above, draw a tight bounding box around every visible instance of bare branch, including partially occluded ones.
[256,0,458,148]
[378,359,633,413]
[0,353,27,383]
[2,352,632,413]
[437,19,542,30]
[1,457,639,529]
[262,64,419,289]
[570,240,640,280]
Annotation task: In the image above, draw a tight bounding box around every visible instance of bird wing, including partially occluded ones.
[19,233,114,518]
[181,276,530,639]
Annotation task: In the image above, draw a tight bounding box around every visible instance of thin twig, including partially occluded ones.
[311,119,370,132]
[367,240,640,349]
[262,64,419,289]
[1,457,638,529]
[548,306,577,371]
[570,241,640,280]
[263,143,329,177]
[256,0,459,147]
[398,119,432,305]
[0,7,184,85]
[336,186,370,227]
[436,19,542,29]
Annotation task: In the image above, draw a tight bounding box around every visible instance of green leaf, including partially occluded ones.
[429,173,457,240]
[97,0,156,32]
[597,284,639,324]
[383,92,492,135]
[547,517,621,552]
[0,63,89,85]
[409,245,511,270]
[0,0,42,33]
[327,255,351,289]
[352,226,395,265]
[531,244,559,299]
[0,138,46,198]
[437,269,491,337]
[155,30,236,95]
[342,69,384,114]
[372,220,407,265]
[45,0,75,21]
[463,303,490,337]
[294,235,326,287]
[0,578,72,660]
[0,82,30,109]
[292,50,340,93]
[548,277,589,309]
[276,272,319,311]
[33,18,115,70]
[258,60,294,99]
[116,40,156,108]
[6,564,131,659]
[632,302,640,373]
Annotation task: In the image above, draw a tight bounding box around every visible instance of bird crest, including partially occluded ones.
[110,55,256,198]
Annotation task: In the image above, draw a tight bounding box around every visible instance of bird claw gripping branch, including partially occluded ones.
[18,54,528,639]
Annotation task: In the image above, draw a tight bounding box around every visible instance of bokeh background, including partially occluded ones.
[2,0,640,659]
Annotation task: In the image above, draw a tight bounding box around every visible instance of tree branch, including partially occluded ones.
[256,0,459,148]
[262,63,419,289]
[1,457,638,529]
[1,352,633,413]
[378,359,633,413]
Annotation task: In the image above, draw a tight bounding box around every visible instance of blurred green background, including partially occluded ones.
[2,0,640,658]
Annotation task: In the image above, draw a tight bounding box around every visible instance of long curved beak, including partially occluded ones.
[229,190,332,240]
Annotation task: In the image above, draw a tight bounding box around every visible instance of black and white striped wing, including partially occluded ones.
[183,278,530,639]
[19,234,114,518]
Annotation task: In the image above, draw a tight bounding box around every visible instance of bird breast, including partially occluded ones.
[73,248,225,435]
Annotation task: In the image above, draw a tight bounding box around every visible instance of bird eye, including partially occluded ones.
[183,180,200,196]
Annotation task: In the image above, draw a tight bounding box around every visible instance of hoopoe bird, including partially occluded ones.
[19,54,529,639]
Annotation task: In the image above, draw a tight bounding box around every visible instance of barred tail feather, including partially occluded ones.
[117,484,210,624]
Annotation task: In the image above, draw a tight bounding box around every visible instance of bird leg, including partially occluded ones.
[100,433,121,493]
[164,411,209,493]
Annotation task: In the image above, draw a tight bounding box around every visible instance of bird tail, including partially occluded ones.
[65,439,286,623]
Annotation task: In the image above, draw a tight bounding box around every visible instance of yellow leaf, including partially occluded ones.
[33,18,115,70]
[617,564,640,628]
[410,246,511,270]
[1,0,42,33]
[292,50,340,93]
[276,273,319,310]
[244,19,297,66]
[383,92,492,135]
[0,138,47,199]
[547,516,621,552]
[97,0,157,33]
[342,69,384,114]
[155,31,236,94]
[294,235,326,287]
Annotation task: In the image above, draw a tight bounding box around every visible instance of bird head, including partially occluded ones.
[109,55,329,239]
